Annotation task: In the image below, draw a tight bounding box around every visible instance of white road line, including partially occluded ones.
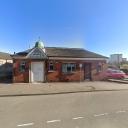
[47,120,61,123]
[94,113,108,117]
[116,110,126,113]
[17,123,34,127]
[73,117,84,120]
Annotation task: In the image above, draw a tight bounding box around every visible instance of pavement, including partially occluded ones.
[0,81,128,96]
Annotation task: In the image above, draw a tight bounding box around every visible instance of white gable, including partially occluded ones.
[26,48,47,59]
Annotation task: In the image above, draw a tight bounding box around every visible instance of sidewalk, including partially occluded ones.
[0,81,128,97]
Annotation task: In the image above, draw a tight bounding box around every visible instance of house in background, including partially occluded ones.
[12,41,108,83]
[0,52,13,82]
[0,52,12,64]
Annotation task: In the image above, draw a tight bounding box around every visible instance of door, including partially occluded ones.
[84,63,92,80]
[31,62,44,82]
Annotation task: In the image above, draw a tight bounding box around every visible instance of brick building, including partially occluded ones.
[12,41,108,83]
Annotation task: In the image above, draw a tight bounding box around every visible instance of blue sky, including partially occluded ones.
[0,0,128,58]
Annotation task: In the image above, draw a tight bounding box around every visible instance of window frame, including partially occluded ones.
[62,63,76,73]
[19,61,26,72]
[48,62,55,72]
[97,63,102,73]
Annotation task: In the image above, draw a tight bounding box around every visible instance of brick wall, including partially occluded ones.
[13,59,108,83]
[46,60,108,82]
[91,61,108,81]
[13,59,29,83]
[47,61,84,82]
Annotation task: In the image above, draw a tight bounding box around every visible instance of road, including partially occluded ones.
[1,90,128,128]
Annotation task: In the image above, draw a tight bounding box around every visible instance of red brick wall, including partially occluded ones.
[60,71,84,82]
[13,59,29,83]
[91,61,108,81]
[13,59,108,83]
[60,62,84,82]
[46,60,108,82]
[47,62,61,82]
[47,61,84,82]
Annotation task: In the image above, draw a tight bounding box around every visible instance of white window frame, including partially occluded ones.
[62,63,76,73]
[48,62,55,71]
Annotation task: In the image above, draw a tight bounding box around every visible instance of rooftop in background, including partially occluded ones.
[0,52,12,60]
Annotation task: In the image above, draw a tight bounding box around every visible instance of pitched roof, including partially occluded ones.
[46,47,107,58]
[13,47,108,59]
[0,52,12,60]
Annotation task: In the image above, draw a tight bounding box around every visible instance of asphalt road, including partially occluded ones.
[1,90,128,128]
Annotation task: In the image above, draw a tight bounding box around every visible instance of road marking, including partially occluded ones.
[73,116,84,120]
[116,110,126,113]
[17,123,34,127]
[47,120,61,123]
[94,113,108,117]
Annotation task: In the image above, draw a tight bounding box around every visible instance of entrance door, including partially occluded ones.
[84,63,92,80]
[31,62,44,82]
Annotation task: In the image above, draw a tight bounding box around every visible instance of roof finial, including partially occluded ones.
[38,36,41,41]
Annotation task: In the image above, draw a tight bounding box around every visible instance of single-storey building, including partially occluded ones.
[12,41,108,83]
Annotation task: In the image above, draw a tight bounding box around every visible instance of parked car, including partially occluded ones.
[104,69,128,79]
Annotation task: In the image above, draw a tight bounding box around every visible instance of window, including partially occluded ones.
[62,63,76,73]
[48,62,54,71]
[19,61,26,72]
[97,63,102,73]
